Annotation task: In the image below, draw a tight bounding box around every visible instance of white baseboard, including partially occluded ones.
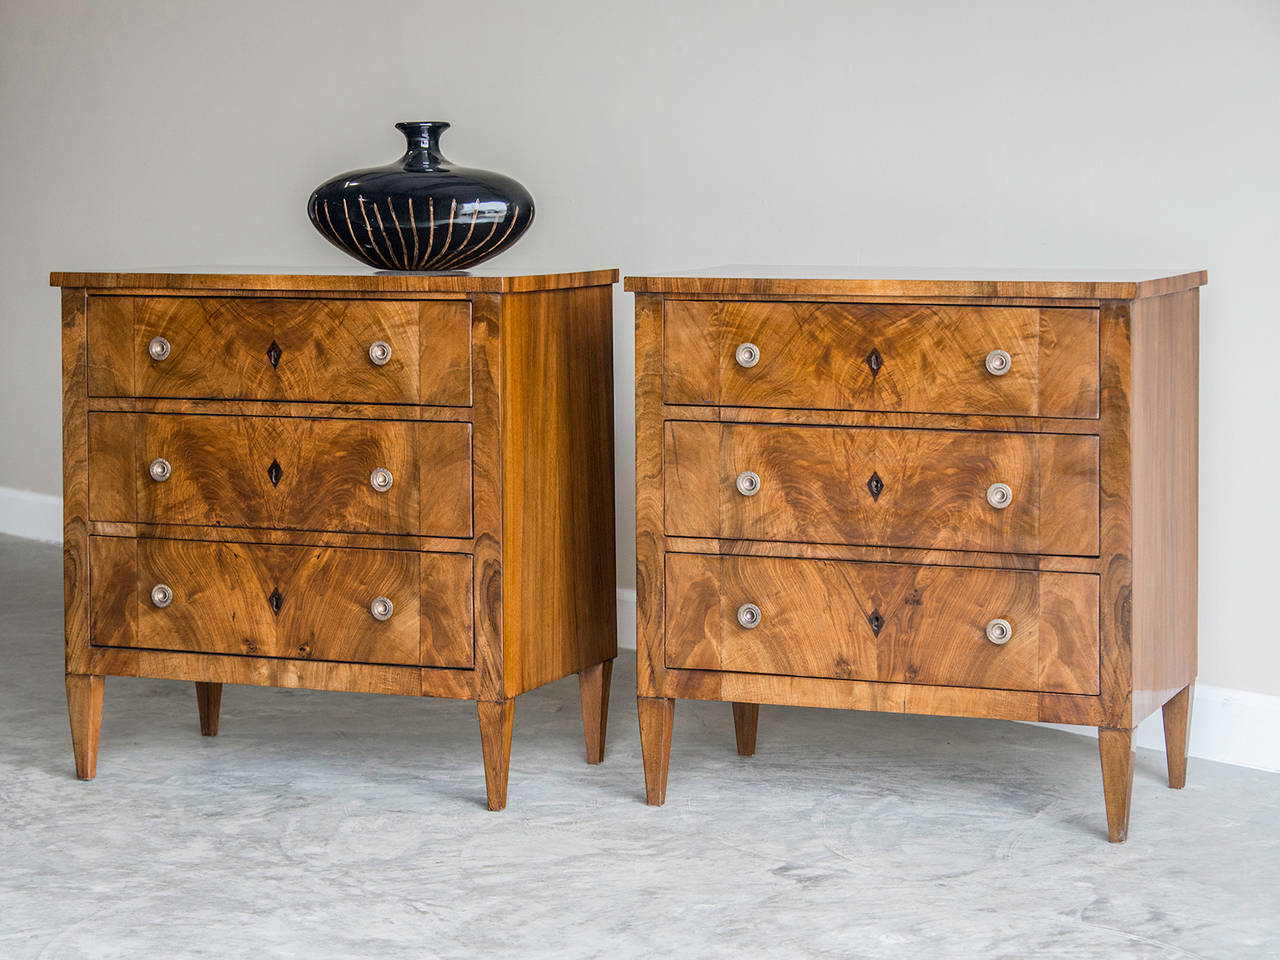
[1029,684,1280,774]
[0,486,61,542]
[2,493,1273,775]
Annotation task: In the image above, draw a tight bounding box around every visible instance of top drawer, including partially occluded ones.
[663,300,1098,418]
[86,296,472,405]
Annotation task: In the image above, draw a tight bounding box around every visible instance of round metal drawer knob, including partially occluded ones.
[370,596,394,621]
[986,482,1013,509]
[370,467,394,492]
[735,342,760,368]
[985,618,1012,645]
[150,583,173,608]
[737,602,762,629]
[368,340,392,366]
[735,470,761,497]
[148,336,171,361]
[985,349,1012,376]
[148,457,172,482]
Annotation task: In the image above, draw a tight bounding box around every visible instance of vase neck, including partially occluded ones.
[396,121,450,171]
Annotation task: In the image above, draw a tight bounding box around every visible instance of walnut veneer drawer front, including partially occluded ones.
[664,300,1099,418]
[665,421,1100,556]
[88,412,472,537]
[89,538,473,668]
[666,553,1099,694]
[86,296,472,404]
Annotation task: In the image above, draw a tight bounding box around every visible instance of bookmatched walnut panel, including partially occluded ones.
[88,412,472,537]
[89,537,473,667]
[666,553,1099,694]
[665,421,1099,556]
[87,296,472,405]
[663,300,1098,418]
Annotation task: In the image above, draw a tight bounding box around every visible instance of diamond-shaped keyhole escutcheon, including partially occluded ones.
[865,348,883,379]
[267,459,283,487]
[866,471,884,502]
[266,340,283,369]
[867,609,885,637]
[268,587,284,617]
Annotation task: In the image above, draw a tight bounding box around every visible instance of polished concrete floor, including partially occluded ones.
[2,534,1278,959]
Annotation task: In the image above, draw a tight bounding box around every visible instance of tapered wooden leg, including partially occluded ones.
[638,696,675,805]
[732,702,759,757]
[1099,727,1135,843]
[477,699,515,811]
[66,675,105,780]
[578,659,613,764]
[195,682,222,737]
[1162,684,1193,789]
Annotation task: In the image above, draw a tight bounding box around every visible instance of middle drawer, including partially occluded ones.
[89,413,472,537]
[665,421,1099,556]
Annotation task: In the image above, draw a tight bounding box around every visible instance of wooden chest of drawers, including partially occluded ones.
[627,268,1205,841]
[54,268,618,810]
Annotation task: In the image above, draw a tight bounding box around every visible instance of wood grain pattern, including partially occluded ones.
[731,702,758,756]
[66,674,105,779]
[665,421,1099,556]
[63,289,92,676]
[195,682,222,736]
[664,300,1098,418]
[662,666,1103,724]
[54,268,619,294]
[1129,290,1199,726]
[1162,684,1193,789]
[634,294,669,700]
[88,412,472,537]
[625,268,1206,300]
[500,286,618,697]
[478,700,515,811]
[89,537,473,668]
[638,696,675,805]
[666,554,1098,694]
[1099,727,1135,842]
[88,296,471,405]
[468,294,505,702]
[578,659,613,764]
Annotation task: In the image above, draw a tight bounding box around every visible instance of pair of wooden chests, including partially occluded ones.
[52,266,1203,841]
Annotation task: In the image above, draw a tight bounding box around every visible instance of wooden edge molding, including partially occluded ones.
[623,271,1206,300]
[51,269,619,294]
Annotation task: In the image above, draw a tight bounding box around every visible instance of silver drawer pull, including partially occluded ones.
[148,336,171,361]
[735,342,760,368]
[986,482,1013,509]
[735,470,761,497]
[985,618,1012,644]
[150,583,173,608]
[737,603,762,629]
[370,596,394,621]
[985,349,1012,376]
[370,467,394,492]
[149,457,172,482]
[368,340,392,366]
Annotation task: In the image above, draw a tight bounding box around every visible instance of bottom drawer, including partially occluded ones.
[90,538,473,669]
[665,553,1098,694]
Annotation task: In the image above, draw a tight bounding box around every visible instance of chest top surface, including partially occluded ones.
[50,266,618,293]
[624,266,1206,300]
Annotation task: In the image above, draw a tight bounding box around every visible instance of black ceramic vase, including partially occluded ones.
[308,122,534,271]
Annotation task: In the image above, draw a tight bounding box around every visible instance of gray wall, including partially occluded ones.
[2,0,1277,693]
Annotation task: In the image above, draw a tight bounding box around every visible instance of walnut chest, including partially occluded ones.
[627,267,1205,841]
[53,267,619,810]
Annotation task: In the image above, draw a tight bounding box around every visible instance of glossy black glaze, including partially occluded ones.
[308,122,534,271]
